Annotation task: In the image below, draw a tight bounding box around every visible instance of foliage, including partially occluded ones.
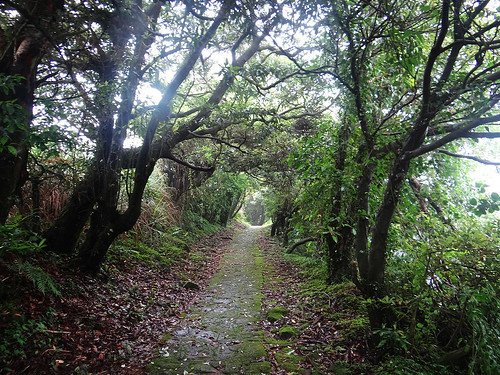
[8,261,61,297]
[129,166,181,244]
[375,357,451,375]
[0,220,60,298]
[466,284,500,375]
[0,74,27,155]
[0,0,499,371]
[184,170,250,229]
[244,191,267,225]
[374,324,411,355]
[0,309,56,364]
[181,209,222,238]
[468,183,500,216]
[0,219,46,256]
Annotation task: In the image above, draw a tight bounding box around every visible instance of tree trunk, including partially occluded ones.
[368,156,410,299]
[365,126,429,328]
[326,120,352,283]
[0,147,28,223]
[326,224,354,283]
[79,223,120,273]
[44,174,96,253]
[75,1,267,272]
[355,161,374,283]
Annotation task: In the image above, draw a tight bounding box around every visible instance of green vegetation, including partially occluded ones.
[0,0,499,373]
[0,308,57,363]
[266,306,289,323]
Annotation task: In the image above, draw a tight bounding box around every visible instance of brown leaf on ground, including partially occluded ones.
[0,227,236,374]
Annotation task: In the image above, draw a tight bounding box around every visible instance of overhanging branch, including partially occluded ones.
[407,114,500,159]
[188,131,247,153]
[438,150,500,165]
[165,151,215,173]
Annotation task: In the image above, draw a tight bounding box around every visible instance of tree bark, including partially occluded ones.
[43,173,96,253]
[325,120,353,283]
[355,161,374,283]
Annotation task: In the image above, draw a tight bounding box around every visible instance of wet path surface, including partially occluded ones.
[148,226,271,374]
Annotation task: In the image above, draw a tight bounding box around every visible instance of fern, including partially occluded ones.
[0,220,45,256]
[10,261,61,297]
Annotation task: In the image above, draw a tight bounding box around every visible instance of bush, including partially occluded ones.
[0,308,57,366]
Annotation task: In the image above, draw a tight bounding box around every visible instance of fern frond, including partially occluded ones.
[10,261,61,297]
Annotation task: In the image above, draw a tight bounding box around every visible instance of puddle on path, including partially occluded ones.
[148,226,271,374]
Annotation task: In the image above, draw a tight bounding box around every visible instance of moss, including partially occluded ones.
[188,250,204,263]
[112,238,186,267]
[149,230,270,374]
[158,332,172,345]
[278,325,298,339]
[337,316,369,340]
[266,336,293,347]
[146,355,182,374]
[274,348,306,373]
[266,306,288,322]
[247,360,273,373]
[224,339,269,373]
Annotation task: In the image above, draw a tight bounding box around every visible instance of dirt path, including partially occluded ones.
[148,226,271,374]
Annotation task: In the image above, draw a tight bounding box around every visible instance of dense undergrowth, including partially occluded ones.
[260,229,499,375]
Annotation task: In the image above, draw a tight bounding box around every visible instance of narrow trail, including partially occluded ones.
[148,225,270,374]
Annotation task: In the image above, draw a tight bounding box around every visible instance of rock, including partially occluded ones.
[277,326,297,340]
[266,306,288,322]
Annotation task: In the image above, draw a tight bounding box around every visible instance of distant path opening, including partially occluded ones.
[148,225,271,374]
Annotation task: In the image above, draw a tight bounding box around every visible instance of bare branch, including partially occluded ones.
[462,131,500,138]
[187,131,248,153]
[165,151,215,172]
[438,150,500,165]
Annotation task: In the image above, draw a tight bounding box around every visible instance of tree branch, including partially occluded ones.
[421,0,450,111]
[438,149,500,165]
[187,131,247,153]
[165,151,215,173]
[408,114,500,159]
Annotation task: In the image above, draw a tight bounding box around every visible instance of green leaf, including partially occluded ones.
[491,192,499,202]
[7,145,17,155]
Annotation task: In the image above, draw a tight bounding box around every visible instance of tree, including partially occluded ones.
[287,0,499,327]
[38,0,283,272]
[0,0,64,223]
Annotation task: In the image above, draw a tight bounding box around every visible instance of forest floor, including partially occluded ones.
[1,224,370,374]
[0,226,236,374]
[148,225,370,374]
